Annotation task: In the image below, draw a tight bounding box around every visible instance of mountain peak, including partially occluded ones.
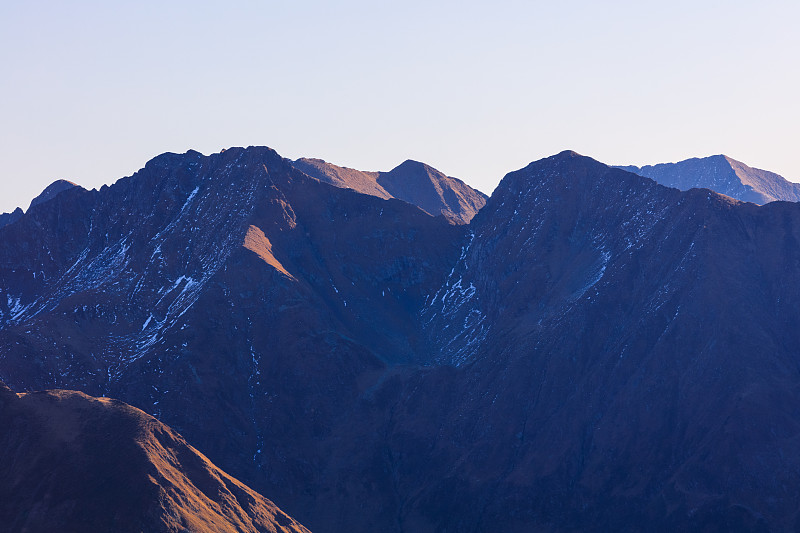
[618,154,800,204]
[0,180,80,230]
[0,207,24,230]
[513,150,610,181]
[377,159,487,223]
[392,159,436,173]
[552,149,585,159]
[28,179,79,210]
[292,156,487,224]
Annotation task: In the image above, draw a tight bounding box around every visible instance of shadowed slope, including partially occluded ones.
[0,380,310,533]
[409,150,800,531]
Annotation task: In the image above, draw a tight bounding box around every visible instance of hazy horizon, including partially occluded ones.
[2,0,798,213]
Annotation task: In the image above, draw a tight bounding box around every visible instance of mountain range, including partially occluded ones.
[2,147,800,531]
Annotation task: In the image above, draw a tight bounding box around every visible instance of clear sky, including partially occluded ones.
[2,0,798,212]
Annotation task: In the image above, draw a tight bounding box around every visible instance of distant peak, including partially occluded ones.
[704,154,734,165]
[617,154,800,204]
[552,150,585,159]
[295,157,328,165]
[528,150,605,171]
[28,179,79,210]
[145,146,283,172]
[392,159,434,172]
[493,151,613,197]
[534,150,602,169]
[719,154,744,166]
[42,178,78,191]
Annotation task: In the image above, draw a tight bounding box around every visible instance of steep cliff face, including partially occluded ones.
[619,154,800,204]
[3,147,800,532]
[0,380,310,533]
[292,157,488,224]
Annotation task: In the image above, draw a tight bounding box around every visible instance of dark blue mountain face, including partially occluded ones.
[0,180,78,230]
[0,208,23,230]
[2,147,800,532]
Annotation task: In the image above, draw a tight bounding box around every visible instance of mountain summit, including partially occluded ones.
[0,179,80,230]
[618,154,800,204]
[28,179,79,210]
[291,157,487,223]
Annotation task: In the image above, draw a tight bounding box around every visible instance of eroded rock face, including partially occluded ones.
[0,380,309,533]
[2,147,800,532]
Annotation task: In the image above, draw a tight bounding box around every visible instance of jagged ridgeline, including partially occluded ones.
[2,147,800,532]
[617,154,800,204]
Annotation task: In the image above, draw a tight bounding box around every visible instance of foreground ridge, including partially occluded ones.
[0,380,310,533]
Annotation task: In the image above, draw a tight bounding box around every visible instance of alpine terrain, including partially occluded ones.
[1,146,800,532]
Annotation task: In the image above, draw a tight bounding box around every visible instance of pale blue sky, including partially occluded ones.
[2,0,798,212]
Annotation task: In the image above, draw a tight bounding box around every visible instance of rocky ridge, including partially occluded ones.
[0,179,79,230]
[292,157,487,224]
[0,379,309,533]
[1,147,800,531]
[618,154,800,204]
